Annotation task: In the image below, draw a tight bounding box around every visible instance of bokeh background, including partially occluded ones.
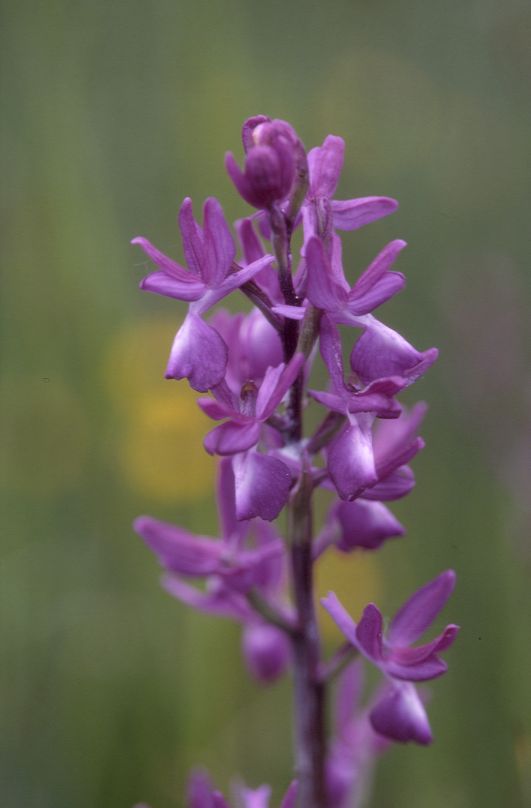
[2,1,531,806]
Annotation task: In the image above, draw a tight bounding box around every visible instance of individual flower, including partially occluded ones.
[225,118,300,210]
[198,353,305,455]
[315,499,405,555]
[132,197,273,390]
[303,134,398,241]
[309,315,405,419]
[322,571,459,743]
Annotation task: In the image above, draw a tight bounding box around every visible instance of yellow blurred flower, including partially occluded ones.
[104,317,214,503]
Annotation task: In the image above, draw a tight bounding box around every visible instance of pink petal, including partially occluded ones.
[233,452,292,521]
[165,313,228,391]
[308,134,345,198]
[320,591,359,646]
[327,421,377,501]
[388,570,457,646]
[331,196,398,230]
[370,683,432,745]
[204,421,261,456]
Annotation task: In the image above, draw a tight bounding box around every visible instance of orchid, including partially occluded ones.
[131,114,459,808]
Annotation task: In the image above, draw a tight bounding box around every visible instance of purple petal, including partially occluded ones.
[242,115,271,152]
[307,389,348,414]
[204,421,261,456]
[320,591,359,646]
[333,499,405,551]
[162,575,252,621]
[388,570,457,646]
[331,197,398,231]
[134,516,222,576]
[236,217,265,264]
[131,236,195,282]
[355,603,384,662]
[369,683,432,745]
[350,317,438,385]
[362,465,416,501]
[196,397,234,421]
[308,135,345,198]
[237,785,271,808]
[139,271,206,302]
[179,197,206,279]
[327,421,377,501]
[306,236,348,312]
[203,197,236,287]
[319,315,345,393]
[257,353,305,419]
[242,623,291,683]
[391,624,459,666]
[279,782,298,808]
[348,271,405,315]
[373,402,427,473]
[187,771,231,808]
[233,452,292,521]
[165,313,227,392]
[385,655,448,682]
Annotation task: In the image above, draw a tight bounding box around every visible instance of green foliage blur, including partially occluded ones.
[2,1,530,806]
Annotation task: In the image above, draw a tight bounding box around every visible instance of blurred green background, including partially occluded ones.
[2,1,531,806]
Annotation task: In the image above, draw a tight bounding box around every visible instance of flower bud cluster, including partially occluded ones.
[132,115,458,807]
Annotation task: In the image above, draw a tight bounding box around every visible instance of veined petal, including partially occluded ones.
[133,516,222,576]
[334,499,405,551]
[165,313,227,392]
[328,421,377,501]
[391,624,459,666]
[204,421,261,456]
[306,236,348,312]
[362,465,416,501]
[131,236,193,281]
[355,603,384,662]
[319,315,345,393]
[308,134,345,198]
[233,452,292,521]
[369,683,432,745]
[347,272,405,315]
[388,570,457,646]
[162,575,252,621]
[351,239,406,296]
[331,196,398,230]
[179,197,206,279]
[257,353,305,418]
[321,591,359,646]
[203,197,236,287]
[139,271,206,302]
[350,317,438,385]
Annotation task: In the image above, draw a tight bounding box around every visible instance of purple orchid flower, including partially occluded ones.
[132,197,273,390]
[350,316,439,386]
[303,134,398,241]
[315,498,405,555]
[309,315,405,419]
[198,353,304,456]
[226,118,299,210]
[322,571,459,744]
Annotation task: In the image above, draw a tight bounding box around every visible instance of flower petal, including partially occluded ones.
[131,236,194,282]
[134,516,222,576]
[233,452,292,521]
[331,196,398,230]
[350,317,438,385]
[204,421,261,456]
[320,591,359,646]
[203,197,236,287]
[370,683,432,745]
[388,570,457,646]
[179,197,206,279]
[139,271,206,302]
[165,313,227,392]
[308,134,345,198]
[327,420,377,501]
[355,603,384,662]
[242,623,290,683]
[333,499,405,551]
[306,236,348,312]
